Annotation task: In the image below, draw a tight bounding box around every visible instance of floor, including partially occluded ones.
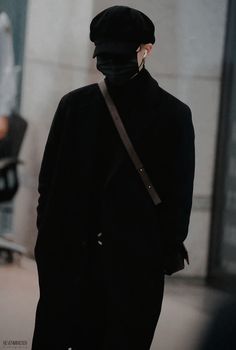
[0,255,227,350]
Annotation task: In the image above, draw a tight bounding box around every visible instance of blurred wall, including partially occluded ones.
[0,0,28,109]
[15,0,228,278]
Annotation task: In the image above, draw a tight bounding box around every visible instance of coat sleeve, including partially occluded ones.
[160,105,195,247]
[36,94,69,232]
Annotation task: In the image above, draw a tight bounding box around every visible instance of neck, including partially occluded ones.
[130,62,145,80]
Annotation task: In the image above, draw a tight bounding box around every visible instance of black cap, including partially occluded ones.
[90,5,155,58]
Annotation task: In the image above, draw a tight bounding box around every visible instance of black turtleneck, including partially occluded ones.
[105,66,153,119]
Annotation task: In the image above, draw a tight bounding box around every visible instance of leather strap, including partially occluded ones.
[98,79,162,206]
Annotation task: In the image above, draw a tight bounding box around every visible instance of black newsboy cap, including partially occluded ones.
[90,5,155,58]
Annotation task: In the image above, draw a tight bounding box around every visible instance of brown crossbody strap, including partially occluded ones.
[98,79,162,206]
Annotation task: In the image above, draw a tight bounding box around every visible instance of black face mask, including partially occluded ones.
[96,52,144,86]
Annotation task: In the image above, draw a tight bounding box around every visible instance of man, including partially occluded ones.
[32,5,195,350]
[0,11,17,140]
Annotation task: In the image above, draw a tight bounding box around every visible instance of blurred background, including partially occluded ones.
[0,0,235,349]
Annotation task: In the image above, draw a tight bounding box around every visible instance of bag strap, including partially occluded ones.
[98,79,162,206]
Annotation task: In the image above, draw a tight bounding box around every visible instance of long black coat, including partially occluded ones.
[32,68,195,349]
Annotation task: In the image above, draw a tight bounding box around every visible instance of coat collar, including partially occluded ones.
[104,67,161,143]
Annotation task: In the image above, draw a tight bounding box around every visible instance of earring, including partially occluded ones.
[143,50,148,58]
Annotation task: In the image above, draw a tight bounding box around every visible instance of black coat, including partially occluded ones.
[32,68,195,349]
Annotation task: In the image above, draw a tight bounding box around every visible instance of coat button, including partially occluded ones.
[97,232,103,245]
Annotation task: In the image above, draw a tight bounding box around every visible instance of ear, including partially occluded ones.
[144,43,153,55]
